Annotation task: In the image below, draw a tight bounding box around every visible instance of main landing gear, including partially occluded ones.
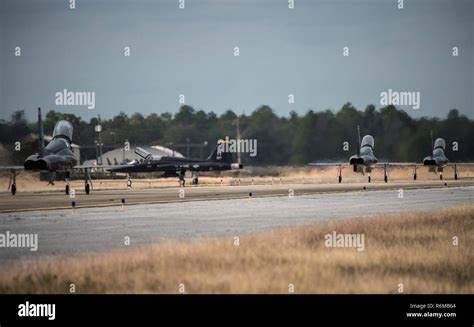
[179,170,186,187]
[8,170,17,196]
[65,171,70,195]
[83,168,92,195]
[85,183,90,195]
[192,172,199,185]
[127,174,133,189]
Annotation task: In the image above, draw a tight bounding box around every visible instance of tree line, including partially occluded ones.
[1,103,473,165]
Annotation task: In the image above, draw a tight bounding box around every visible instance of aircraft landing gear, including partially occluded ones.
[82,168,92,195]
[48,172,56,185]
[338,165,342,183]
[65,171,70,195]
[8,170,17,196]
[368,175,371,183]
[179,171,186,187]
[454,164,458,180]
[438,166,444,180]
[383,164,388,183]
[413,166,417,181]
[85,183,90,195]
[191,172,199,185]
[126,174,132,189]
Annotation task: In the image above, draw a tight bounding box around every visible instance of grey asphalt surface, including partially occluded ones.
[0,185,472,266]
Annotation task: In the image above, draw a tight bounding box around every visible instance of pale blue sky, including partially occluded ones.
[1,0,473,121]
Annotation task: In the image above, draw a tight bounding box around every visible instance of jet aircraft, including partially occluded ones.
[1,108,107,195]
[308,127,473,183]
[109,140,243,187]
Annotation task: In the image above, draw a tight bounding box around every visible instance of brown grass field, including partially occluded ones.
[0,205,473,294]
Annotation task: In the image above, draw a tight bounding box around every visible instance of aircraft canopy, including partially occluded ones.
[53,120,73,140]
[361,135,374,149]
[434,138,446,150]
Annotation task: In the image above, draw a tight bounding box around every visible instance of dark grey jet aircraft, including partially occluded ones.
[1,108,103,195]
[309,134,389,183]
[109,140,243,187]
[422,138,449,179]
[418,137,473,180]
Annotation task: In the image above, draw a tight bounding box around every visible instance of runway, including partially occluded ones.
[0,184,473,266]
[1,179,474,213]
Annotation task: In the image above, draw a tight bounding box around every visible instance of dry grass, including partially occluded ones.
[1,205,473,294]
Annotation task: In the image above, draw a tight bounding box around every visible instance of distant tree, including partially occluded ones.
[1,105,473,164]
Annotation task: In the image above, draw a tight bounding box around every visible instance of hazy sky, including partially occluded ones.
[1,0,473,121]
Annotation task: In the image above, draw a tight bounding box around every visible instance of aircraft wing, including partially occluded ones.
[308,163,347,166]
[375,162,419,167]
[0,166,25,171]
[451,162,474,165]
[106,163,176,172]
[377,162,474,167]
[73,164,123,170]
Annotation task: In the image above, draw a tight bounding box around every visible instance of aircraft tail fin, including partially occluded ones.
[207,140,234,163]
[357,125,361,155]
[38,107,45,152]
[430,130,434,150]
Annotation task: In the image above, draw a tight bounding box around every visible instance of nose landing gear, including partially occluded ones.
[191,172,199,185]
[65,171,71,195]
